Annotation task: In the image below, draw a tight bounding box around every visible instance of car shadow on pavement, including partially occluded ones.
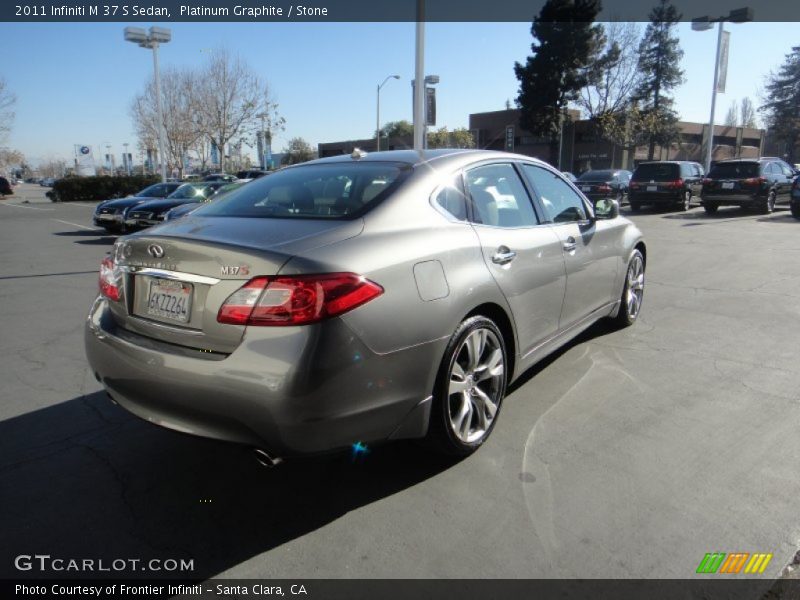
[0,390,460,580]
[756,212,799,224]
[508,318,619,394]
[53,230,118,245]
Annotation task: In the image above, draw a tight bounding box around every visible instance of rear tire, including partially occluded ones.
[759,191,776,215]
[679,190,691,211]
[629,201,641,212]
[427,316,507,456]
[614,249,645,328]
[791,202,800,220]
[703,203,718,214]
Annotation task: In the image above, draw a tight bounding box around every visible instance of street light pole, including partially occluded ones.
[376,75,400,152]
[692,7,752,173]
[152,41,167,182]
[125,26,171,183]
[413,0,425,152]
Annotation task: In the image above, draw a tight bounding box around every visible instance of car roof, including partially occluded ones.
[300,149,553,171]
[714,158,761,163]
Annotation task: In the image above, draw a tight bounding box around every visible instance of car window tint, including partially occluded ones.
[521,164,588,223]
[196,163,406,219]
[632,163,680,181]
[433,175,468,221]
[464,163,538,228]
[708,162,760,179]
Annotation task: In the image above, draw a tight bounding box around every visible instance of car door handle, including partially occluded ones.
[563,237,577,252]
[492,247,517,265]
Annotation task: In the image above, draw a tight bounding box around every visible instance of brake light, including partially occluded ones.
[629,182,640,190]
[667,179,684,189]
[217,273,384,326]
[99,256,121,301]
[742,176,767,186]
[702,178,713,185]
[597,184,612,193]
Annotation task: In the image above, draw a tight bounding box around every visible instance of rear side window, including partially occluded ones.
[464,163,539,228]
[195,163,407,219]
[433,175,468,221]
[578,170,615,181]
[633,163,680,181]
[707,162,759,179]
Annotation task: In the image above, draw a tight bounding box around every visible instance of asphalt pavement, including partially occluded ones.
[1,183,799,582]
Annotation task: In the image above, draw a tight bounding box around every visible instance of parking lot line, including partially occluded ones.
[52,218,101,232]
[0,202,54,211]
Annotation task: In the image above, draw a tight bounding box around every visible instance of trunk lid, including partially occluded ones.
[107,217,363,353]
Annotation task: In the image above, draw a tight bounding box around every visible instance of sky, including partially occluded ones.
[0,20,796,166]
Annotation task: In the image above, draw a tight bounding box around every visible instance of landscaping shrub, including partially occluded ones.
[46,175,160,202]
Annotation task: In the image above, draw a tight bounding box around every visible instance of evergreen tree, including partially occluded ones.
[760,46,800,162]
[632,0,684,160]
[514,0,604,165]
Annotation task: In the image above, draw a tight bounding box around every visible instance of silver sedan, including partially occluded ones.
[85,150,646,462]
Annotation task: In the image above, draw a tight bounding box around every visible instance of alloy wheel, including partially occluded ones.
[626,254,645,320]
[447,328,505,444]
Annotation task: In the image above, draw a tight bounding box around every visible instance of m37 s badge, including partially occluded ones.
[220,265,250,276]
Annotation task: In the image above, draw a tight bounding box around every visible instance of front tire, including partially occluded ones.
[614,250,645,328]
[427,316,507,456]
[704,203,718,214]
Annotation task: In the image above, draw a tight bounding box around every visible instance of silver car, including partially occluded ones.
[85,150,646,461]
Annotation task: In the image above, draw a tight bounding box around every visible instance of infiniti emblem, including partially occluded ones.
[147,244,165,259]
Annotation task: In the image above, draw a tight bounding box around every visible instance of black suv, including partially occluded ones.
[701,158,795,214]
[628,161,704,212]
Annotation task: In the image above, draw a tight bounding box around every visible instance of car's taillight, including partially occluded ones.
[217,273,384,326]
[667,179,684,189]
[743,176,767,186]
[597,184,612,193]
[629,182,640,190]
[99,256,121,301]
[702,178,713,185]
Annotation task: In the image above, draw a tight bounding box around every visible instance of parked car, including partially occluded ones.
[39,177,56,187]
[701,158,795,214]
[561,171,577,183]
[164,182,249,221]
[93,182,182,232]
[86,149,646,461]
[576,169,632,202]
[628,161,704,212]
[203,173,238,183]
[123,182,227,230]
[0,176,13,196]
[236,169,269,182]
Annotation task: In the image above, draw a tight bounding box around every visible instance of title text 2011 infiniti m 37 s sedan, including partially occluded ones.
[85,150,646,461]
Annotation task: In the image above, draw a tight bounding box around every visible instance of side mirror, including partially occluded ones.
[594,198,620,220]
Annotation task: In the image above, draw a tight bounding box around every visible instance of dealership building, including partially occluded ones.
[318,107,770,174]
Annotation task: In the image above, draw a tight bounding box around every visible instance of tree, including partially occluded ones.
[131,67,201,178]
[426,127,476,149]
[194,49,281,172]
[281,138,315,165]
[0,77,16,144]
[514,0,604,165]
[632,0,684,160]
[760,46,800,162]
[378,120,414,139]
[578,21,643,119]
[0,149,24,174]
[724,100,739,126]
[740,97,757,128]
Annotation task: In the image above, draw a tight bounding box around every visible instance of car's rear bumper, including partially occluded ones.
[701,192,761,205]
[84,296,442,455]
[628,190,683,204]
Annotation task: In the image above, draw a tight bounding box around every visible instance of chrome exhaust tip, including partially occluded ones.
[253,448,283,468]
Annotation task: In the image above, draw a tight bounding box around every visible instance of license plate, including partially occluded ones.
[97,214,115,220]
[146,279,192,323]
[581,186,590,192]
[722,182,735,189]
[647,185,657,192]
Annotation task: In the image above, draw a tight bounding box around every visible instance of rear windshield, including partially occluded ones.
[632,163,680,181]
[578,170,615,181]
[708,162,759,179]
[195,162,408,219]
